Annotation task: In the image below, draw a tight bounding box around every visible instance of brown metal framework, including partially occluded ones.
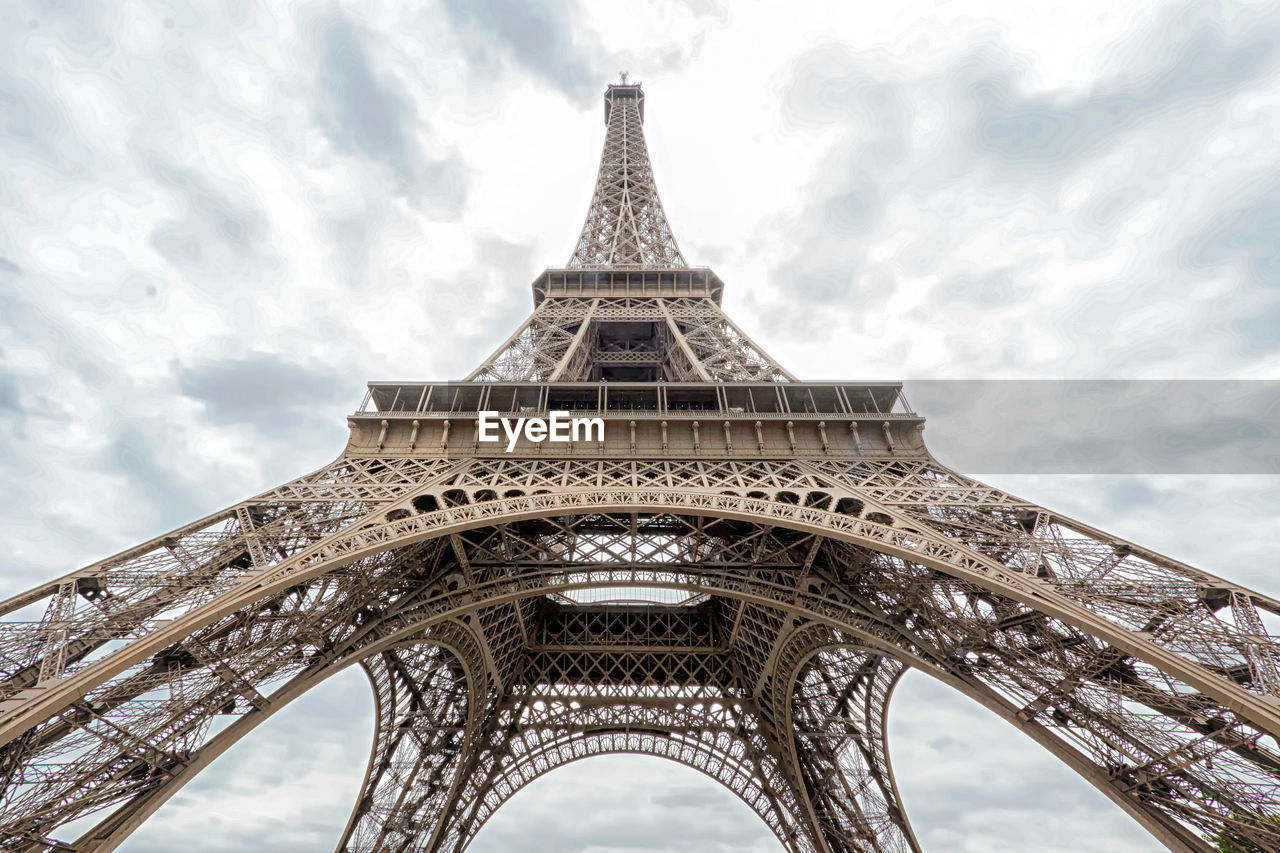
[2,79,1279,853]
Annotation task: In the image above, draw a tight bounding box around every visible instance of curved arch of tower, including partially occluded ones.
[2,80,1279,853]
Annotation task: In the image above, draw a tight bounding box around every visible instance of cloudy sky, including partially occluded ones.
[2,0,1279,851]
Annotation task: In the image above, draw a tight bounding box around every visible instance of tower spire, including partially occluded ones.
[569,80,687,269]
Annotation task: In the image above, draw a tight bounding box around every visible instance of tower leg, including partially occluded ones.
[787,647,919,853]
[337,640,482,853]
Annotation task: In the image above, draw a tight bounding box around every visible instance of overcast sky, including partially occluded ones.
[2,1,1279,851]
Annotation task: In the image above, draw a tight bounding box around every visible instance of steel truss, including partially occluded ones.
[466,297,793,382]
[569,83,685,269]
[2,79,1279,853]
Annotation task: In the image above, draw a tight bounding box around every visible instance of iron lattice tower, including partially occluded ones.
[2,80,1280,853]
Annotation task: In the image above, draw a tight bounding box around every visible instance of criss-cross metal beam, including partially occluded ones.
[570,81,685,269]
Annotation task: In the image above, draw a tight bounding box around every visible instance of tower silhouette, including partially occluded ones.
[2,79,1278,853]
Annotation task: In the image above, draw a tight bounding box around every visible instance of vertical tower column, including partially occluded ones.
[570,81,687,269]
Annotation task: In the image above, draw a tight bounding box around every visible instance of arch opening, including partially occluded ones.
[466,754,783,853]
[111,665,374,852]
[887,668,1165,852]
[9,495,1280,853]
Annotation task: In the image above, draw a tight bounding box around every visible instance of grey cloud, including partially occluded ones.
[103,424,211,529]
[18,0,117,62]
[144,154,267,272]
[0,1,134,179]
[1082,183,1149,230]
[177,352,351,432]
[1101,478,1162,513]
[961,5,1280,177]
[322,205,384,290]
[1176,173,1280,283]
[446,274,531,375]
[1167,173,1280,357]
[0,289,110,388]
[0,256,23,276]
[440,0,600,105]
[930,265,1018,308]
[649,785,731,809]
[608,35,709,81]
[771,52,912,310]
[1235,301,1280,358]
[0,374,21,415]
[441,236,539,377]
[314,12,467,215]
[317,17,410,164]
[766,3,1280,366]
[0,45,96,178]
[478,235,534,274]
[651,39,704,74]
[922,254,1048,325]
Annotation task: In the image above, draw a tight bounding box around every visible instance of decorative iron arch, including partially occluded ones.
[9,487,1275,733]
[4,494,1279,852]
[771,632,919,853]
[63,573,1216,853]
[441,715,799,849]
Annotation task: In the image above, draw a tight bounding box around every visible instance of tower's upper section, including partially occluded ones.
[568,80,688,269]
[355,75,921,445]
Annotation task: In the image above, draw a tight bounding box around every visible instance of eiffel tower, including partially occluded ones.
[3,78,1280,853]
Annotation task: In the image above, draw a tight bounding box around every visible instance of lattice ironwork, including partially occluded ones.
[467,296,793,382]
[2,78,1279,853]
[569,82,685,269]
